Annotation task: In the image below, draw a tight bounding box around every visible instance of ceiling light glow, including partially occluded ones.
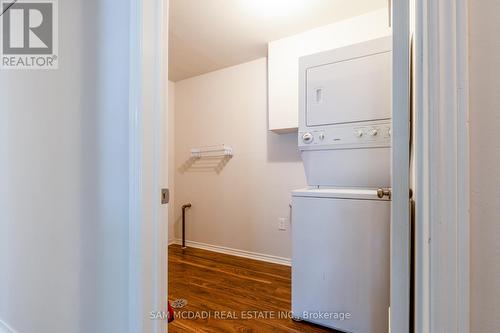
[243,0,308,19]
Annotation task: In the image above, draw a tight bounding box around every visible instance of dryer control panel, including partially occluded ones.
[299,120,391,150]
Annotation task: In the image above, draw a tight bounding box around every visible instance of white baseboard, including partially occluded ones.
[0,318,16,333]
[170,239,291,266]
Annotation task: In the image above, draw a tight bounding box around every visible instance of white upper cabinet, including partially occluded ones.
[268,8,392,133]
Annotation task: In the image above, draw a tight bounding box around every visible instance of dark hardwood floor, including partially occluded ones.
[168,244,338,333]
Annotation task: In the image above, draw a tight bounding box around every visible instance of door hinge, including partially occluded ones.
[161,188,170,204]
[377,188,392,199]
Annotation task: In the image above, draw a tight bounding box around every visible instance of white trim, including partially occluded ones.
[128,0,169,332]
[415,0,470,332]
[155,1,169,333]
[455,2,470,331]
[170,240,292,267]
[0,319,16,333]
[391,0,411,332]
[414,0,430,331]
[128,0,142,329]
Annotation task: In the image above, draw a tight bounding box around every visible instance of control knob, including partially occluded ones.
[302,132,314,144]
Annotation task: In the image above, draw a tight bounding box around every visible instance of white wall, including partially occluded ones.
[173,58,306,260]
[469,1,500,332]
[268,8,391,132]
[0,1,130,332]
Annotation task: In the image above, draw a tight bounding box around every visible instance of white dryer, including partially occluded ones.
[297,36,392,188]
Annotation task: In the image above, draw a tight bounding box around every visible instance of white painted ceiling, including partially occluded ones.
[169,0,387,82]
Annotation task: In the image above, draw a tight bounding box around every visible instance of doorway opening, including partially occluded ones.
[164,1,407,332]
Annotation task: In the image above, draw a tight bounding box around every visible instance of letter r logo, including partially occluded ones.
[2,1,53,54]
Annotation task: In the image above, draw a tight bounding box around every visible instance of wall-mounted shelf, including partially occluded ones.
[190,144,233,158]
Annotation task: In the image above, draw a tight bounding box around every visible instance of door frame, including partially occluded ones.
[128,0,169,332]
[127,0,470,332]
[414,0,470,332]
[391,0,411,332]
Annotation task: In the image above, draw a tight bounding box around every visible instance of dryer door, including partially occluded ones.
[306,50,392,127]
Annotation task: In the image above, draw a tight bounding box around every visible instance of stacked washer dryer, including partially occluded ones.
[292,36,392,333]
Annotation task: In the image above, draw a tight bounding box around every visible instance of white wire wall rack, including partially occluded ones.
[190,144,233,158]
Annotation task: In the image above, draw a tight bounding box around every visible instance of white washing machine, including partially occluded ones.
[292,188,390,332]
[292,36,392,333]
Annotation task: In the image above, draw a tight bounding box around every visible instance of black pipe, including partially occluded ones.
[181,203,191,249]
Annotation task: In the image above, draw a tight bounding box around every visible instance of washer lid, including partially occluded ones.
[292,187,390,201]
